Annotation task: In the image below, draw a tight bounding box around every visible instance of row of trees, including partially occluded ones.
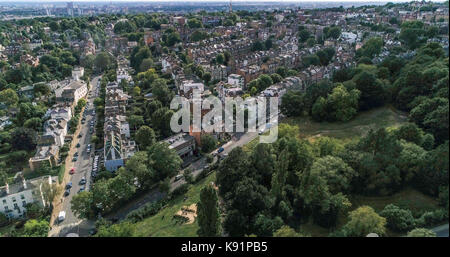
[71,142,182,219]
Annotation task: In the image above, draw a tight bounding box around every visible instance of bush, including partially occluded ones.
[407,228,436,237]
[126,200,165,223]
[416,209,448,227]
[172,214,190,224]
[206,154,213,163]
[195,168,211,183]
[380,204,416,232]
[170,183,190,198]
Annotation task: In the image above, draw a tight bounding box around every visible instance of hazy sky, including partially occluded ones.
[0,0,444,2]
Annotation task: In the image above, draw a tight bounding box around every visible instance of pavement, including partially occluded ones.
[48,75,101,237]
[431,224,449,237]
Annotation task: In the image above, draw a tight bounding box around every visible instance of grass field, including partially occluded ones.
[298,188,440,237]
[243,105,407,152]
[284,105,408,140]
[133,172,217,237]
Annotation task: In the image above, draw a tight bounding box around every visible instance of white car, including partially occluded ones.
[58,211,66,223]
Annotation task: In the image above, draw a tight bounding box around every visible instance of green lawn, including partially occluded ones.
[299,188,440,237]
[349,188,440,216]
[243,105,407,152]
[283,105,408,140]
[133,172,216,237]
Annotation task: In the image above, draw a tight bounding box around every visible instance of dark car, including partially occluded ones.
[65,182,72,189]
[78,186,85,193]
[217,147,224,154]
[64,188,70,197]
[79,177,86,185]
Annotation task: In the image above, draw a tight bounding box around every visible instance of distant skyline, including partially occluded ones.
[0,0,445,2]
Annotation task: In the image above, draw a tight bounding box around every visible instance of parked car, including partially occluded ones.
[64,188,70,197]
[76,143,81,148]
[72,156,78,162]
[65,182,72,189]
[78,134,83,138]
[217,147,224,154]
[69,168,75,175]
[79,177,86,185]
[175,174,184,181]
[58,211,66,223]
[78,186,85,193]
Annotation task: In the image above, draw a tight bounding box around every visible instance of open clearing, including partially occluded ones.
[244,105,408,152]
[133,172,216,237]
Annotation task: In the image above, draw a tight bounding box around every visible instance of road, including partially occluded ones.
[48,75,101,237]
[431,224,449,237]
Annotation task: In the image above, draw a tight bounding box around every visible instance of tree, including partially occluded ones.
[327,26,341,39]
[21,219,49,237]
[71,191,94,219]
[407,228,436,237]
[380,204,416,232]
[298,29,310,43]
[394,123,423,145]
[216,147,249,196]
[151,107,174,137]
[151,78,173,106]
[114,21,136,34]
[312,96,327,121]
[187,18,203,29]
[410,97,449,144]
[358,37,383,58]
[343,206,386,237]
[281,91,305,117]
[147,142,182,182]
[400,23,424,49]
[215,53,225,65]
[353,71,385,110]
[96,221,135,237]
[415,141,449,196]
[94,52,112,72]
[49,21,60,31]
[273,225,307,237]
[139,58,154,72]
[11,127,37,151]
[125,152,154,189]
[306,38,316,47]
[128,115,144,130]
[135,126,156,149]
[197,185,221,237]
[0,89,19,108]
[200,134,217,153]
[253,214,283,237]
[203,72,212,85]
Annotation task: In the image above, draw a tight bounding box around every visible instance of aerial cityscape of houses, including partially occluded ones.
[0,0,448,240]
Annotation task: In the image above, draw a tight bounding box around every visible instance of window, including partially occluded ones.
[11,197,16,202]
[13,203,18,209]
[4,206,8,211]
[20,195,25,200]
[2,199,5,204]
[22,201,27,207]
